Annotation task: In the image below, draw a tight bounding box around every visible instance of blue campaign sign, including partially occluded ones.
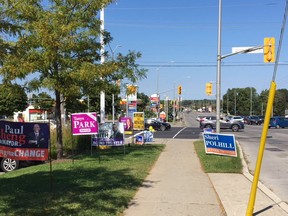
[202,133,237,157]
[135,135,144,145]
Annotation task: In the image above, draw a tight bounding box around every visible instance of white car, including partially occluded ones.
[226,116,244,123]
[31,119,57,129]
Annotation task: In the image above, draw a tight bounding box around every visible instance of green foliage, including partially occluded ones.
[0,83,27,117]
[137,92,150,112]
[222,87,288,116]
[194,140,243,173]
[144,109,156,119]
[0,144,164,215]
[273,89,288,116]
[29,92,54,110]
[0,0,147,158]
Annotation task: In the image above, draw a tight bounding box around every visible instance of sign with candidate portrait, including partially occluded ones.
[0,121,50,161]
[119,117,133,131]
[92,122,124,146]
[203,133,237,157]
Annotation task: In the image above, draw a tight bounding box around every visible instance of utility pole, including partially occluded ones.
[234,90,237,115]
[100,8,105,123]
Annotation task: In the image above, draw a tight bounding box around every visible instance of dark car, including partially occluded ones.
[258,116,265,124]
[245,116,262,125]
[145,119,171,131]
[200,116,244,132]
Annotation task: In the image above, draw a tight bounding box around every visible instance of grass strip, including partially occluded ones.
[0,144,164,216]
[194,140,243,173]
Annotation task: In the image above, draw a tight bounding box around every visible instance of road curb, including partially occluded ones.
[237,141,288,214]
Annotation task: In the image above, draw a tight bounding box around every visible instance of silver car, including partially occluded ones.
[200,116,245,132]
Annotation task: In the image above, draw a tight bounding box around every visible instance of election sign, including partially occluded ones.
[133,112,144,130]
[203,133,237,157]
[0,121,50,161]
[143,131,153,142]
[71,112,98,135]
[92,122,124,146]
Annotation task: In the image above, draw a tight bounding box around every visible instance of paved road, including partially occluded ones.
[236,126,288,203]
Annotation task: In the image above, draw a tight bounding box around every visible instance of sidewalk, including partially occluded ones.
[123,139,288,216]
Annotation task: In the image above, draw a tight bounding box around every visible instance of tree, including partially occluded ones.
[137,92,149,112]
[274,89,288,116]
[258,89,269,115]
[0,1,146,159]
[29,92,54,110]
[223,87,259,116]
[0,1,23,66]
[0,83,27,117]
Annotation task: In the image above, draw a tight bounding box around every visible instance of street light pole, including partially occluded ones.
[250,87,253,116]
[173,83,176,124]
[155,61,174,119]
[108,44,121,123]
[216,0,222,133]
[156,67,160,118]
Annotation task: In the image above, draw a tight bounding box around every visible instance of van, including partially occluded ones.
[269,116,288,128]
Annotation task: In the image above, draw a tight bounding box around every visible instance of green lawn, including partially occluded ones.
[0,144,164,216]
[194,140,243,173]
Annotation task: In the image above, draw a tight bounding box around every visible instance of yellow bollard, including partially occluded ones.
[246,81,276,216]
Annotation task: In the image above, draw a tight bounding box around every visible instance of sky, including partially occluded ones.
[104,0,288,100]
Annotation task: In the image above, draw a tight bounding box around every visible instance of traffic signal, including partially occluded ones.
[178,85,182,95]
[264,37,275,63]
[206,82,212,95]
[127,85,137,94]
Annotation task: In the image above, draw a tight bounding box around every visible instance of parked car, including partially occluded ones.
[245,116,262,125]
[31,119,57,129]
[269,116,288,128]
[196,115,207,122]
[226,115,244,123]
[0,158,19,172]
[200,116,244,132]
[258,115,265,123]
[145,118,171,131]
[0,157,44,172]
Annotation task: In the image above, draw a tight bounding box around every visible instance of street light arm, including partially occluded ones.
[107,43,122,60]
[221,45,264,59]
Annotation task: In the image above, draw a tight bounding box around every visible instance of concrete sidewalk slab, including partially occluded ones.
[209,173,288,216]
[209,142,288,216]
[123,139,225,216]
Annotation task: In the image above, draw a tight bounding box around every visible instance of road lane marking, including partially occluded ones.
[173,127,187,139]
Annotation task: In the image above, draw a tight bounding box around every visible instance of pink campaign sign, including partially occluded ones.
[71,113,98,135]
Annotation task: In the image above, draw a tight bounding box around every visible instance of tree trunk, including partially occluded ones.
[55,90,63,159]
